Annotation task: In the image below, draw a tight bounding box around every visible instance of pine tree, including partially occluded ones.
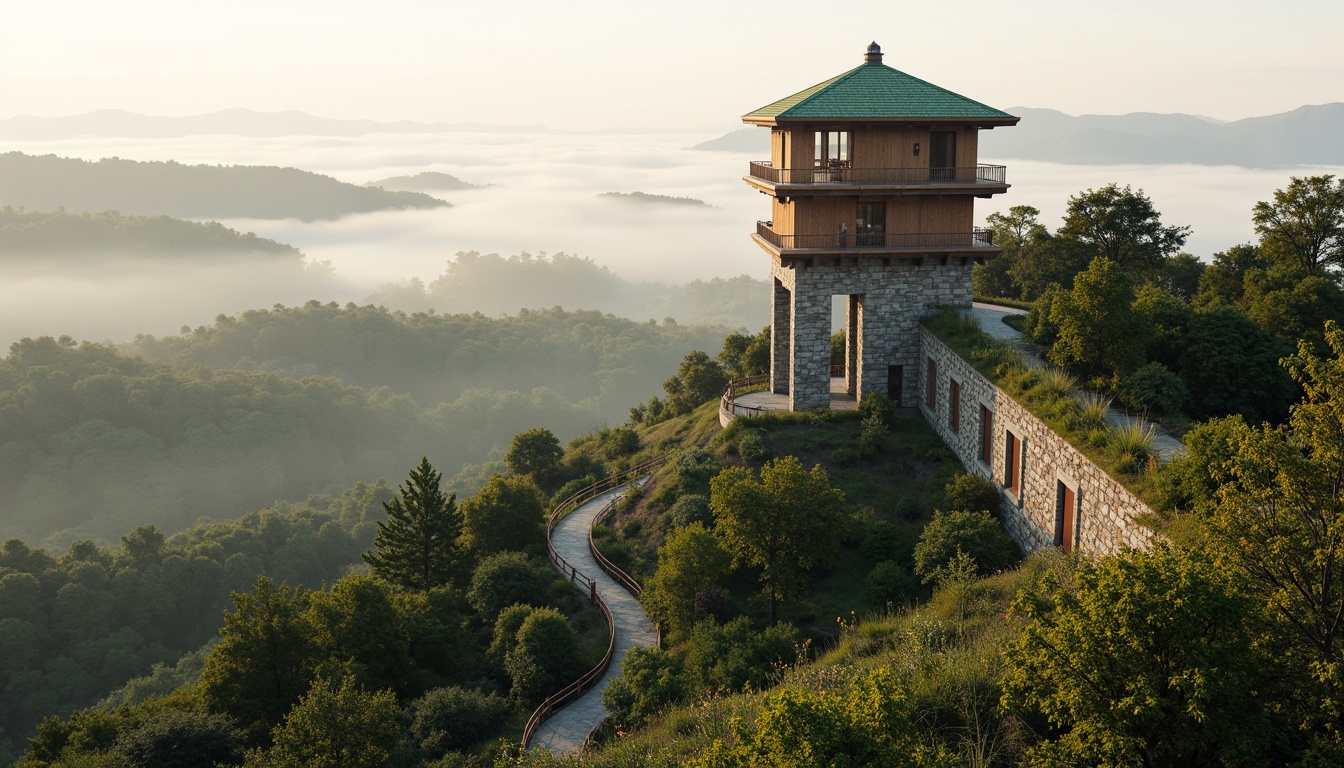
[362,458,463,591]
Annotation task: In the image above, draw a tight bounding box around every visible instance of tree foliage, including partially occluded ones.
[1205,320,1344,745]
[710,457,846,625]
[460,474,545,557]
[1045,257,1149,377]
[362,458,463,591]
[912,509,1020,584]
[1056,183,1190,275]
[247,670,401,768]
[640,522,731,637]
[505,428,564,483]
[1252,174,1344,276]
[1003,546,1271,766]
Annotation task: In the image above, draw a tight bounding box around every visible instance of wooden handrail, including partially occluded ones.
[748,161,1007,186]
[523,454,668,750]
[720,375,770,420]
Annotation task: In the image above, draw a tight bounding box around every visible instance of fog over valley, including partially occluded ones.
[2,127,1340,348]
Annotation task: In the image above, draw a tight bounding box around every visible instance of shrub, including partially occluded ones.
[665,494,712,530]
[858,391,898,428]
[858,413,887,455]
[601,647,687,729]
[859,520,911,563]
[830,447,858,467]
[504,607,579,704]
[866,560,918,606]
[467,552,553,624]
[684,617,798,693]
[409,687,511,755]
[737,431,766,462]
[1119,362,1189,415]
[599,426,641,458]
[112,708,244,768]
[489,604,537,666]
[942,473,1000,516]
[913,509,1021,584]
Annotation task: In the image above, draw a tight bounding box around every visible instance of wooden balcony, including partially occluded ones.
[752,221,999,266]
[744,162,1008,197]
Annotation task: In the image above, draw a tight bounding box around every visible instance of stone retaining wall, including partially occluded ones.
[918,326,1156,557]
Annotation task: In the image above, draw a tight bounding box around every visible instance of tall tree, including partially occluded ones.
[1252,175,1344,276]
[504,427,563,483]
[1046,257,1149,377]
[640,522,731,637]
[199,577,315,740]
[459,474,544,557]
[361,457,462,591]
[1206,320,1344,750]
[710,456,846,625]
[1057,183,1190,275]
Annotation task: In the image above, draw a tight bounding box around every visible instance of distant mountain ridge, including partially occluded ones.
[0,152,449,221]
[0,108,557,140]
[366,171,492,192]
[692,104,1344,168]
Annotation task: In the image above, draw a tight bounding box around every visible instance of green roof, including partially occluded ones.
[744,60,1015,122]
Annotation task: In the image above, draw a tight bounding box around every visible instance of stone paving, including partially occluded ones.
[529,482,659,756]
[731,377,859,415]
[970,302,1185,461]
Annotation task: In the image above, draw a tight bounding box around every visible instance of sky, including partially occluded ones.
[3,0,1342,129]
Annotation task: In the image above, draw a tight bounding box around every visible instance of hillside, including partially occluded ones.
[596,191,714,208]
[0,207,301,265]
[0,152,449,221]
[366,171,492,192]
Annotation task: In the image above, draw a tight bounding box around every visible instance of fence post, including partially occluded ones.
[589,579,597,603]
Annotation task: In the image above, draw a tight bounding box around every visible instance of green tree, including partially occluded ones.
[503,607,578,704]
[912,509,1019,584]
[303,575,410,694]
[710,456,846,625]
[718,326,770,379]
[200,577,315,739]
[977,204,1049,299]
[640,522,731,637]
[1153,251,1205,300]
[504,428,563,483]
[361,457,463,591]
[466,551,554,624]
[1252,174,1344,276]
[1002,545,1271,766]
[1178,306,1295,422]
[1193,243,1270,308]
[601,647,686,730]
[407,686,511,756]
[1205,320,1344,746]
[662,350,730,417]
[249,670,401,768]
[1118,361,1189,415]
[460,474,545,557]
[1008,234,1093,301]
[1056,183,1190,275]
[1133,283,1193,370]
[941,473,1000,515]
[1238,266,1344,351]
[1047,257,1149,377]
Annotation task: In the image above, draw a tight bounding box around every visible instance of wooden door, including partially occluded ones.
[887,365,903,402]
[1060,483,1076,552]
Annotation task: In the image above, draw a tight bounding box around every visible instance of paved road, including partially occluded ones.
[529,482,659,756]
[970,302,1185,461]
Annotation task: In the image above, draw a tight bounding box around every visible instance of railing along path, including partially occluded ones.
[521,455,665,751]
[719,374,770,419]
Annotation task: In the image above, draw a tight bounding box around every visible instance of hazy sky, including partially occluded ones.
[3,0,1341,129]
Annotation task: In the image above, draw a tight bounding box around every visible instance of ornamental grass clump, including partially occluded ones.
[1072,391,1113,433]
[1107,420,1156,475]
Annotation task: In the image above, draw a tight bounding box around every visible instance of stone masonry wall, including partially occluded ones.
[772,260,972,411]
[919,326,1157,557]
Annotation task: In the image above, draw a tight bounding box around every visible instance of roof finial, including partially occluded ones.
[864,42,883,64]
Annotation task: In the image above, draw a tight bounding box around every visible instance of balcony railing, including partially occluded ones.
[756,221,994,250]
[748,161,1006,186]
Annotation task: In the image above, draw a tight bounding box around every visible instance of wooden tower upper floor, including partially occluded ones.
[742,43,1019,265]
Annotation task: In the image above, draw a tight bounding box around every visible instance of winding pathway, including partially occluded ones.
[529,482,659,755]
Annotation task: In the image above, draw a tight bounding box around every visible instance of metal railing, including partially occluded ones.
[522,455,667,750]
[830,364,845,378]
[748,161,1006,186]
[719,375,771,420]
[756,221,994,251]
